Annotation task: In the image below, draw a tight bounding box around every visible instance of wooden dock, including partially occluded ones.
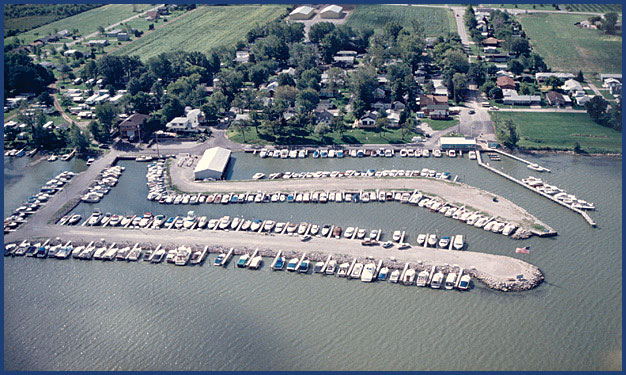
[271,250,283,269]
[477,150,592,228]
[427,265,437,286]
[320,254,333,273]
[346,257,357,276]
[487,148,550,172]
[222,248,234,266]
[399,262,409,281]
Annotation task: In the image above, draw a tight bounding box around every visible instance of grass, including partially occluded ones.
[227,126,420,146]
[345,5,456,36]
[112,5,288,61]
[421,117,460,131]
[6,4,153,45]
[491,112,622,154]
[517,13,622,73]
[560,4,622,13]
[490,4,556,10]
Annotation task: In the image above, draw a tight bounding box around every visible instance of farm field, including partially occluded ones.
[491,112,622,154]
[517,13,622,74]
[481,4,556,10]
[560,4,621,13]
[345,5,456,36]
[6,4,153,45]
[4,4,101,36]
[112,5,289,61]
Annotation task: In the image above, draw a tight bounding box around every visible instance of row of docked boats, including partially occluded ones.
[250,167,453,181]
[257,147,459,159]
[80,165,125,203]
[4,170,76,233]
[522,176,594,210]
[416,233,464,250]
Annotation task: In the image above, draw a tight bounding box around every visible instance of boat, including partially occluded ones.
[458,274,471,290]
[337,262,350,277]
[321,224,331,237]
[47,155,57,162]
[152,248,166,263]
[360,263,376,282]
[236,254,250,268]
[468,151,477,160]
[438,236,451,249]
[502,223,517,236]
[431,272,444,289]
[252,172,265,180]
[250,219,262,232]
[313,261,325,273]
[286,258,299,271]
[332,226,342,238]
[398,243,411,250]
[445,273,457,290]
[300,235,311,242]
[325,260,337,274]
[403,269,416,285]
[264,220,275,232]
[427,234,437,247]
[416,234,426,246]
[416,271,429,287]
[392,230,402,242]
[213,253,226,266]
[174,246,192,266]
[453,235,464,250]
[389,270,401,283]
[272,256,285,270]
[67,214,82,225]
[249,256,263,270]
[230,217,241,230]
[218,216,231,230]
[350,263,363,279]
[297,222,308,235]
[298,259,310,273]
[197,216,208,229]
[344,227,355,238]
[447,150,456,158]
[377,267,389,281]
[309,224,320,236]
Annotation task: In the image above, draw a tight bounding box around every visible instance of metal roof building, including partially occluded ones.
[320,5,343,18]
[439,137,477,150]
[289,6,315,20]
[194,147,231,180]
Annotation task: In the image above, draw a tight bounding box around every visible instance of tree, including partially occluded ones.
[585,95,609,123]
[452,73,468,102]
[95,102,117,130]
[573,141,583,153]
[480,80,496,96]
[575,70,585,83]
[509,38,530,56]
[467,62,487,86]
[309,22,335,44]
[37,91,53,106]
[519,82,532,95]
[489,86,503,100]
[350,65,378,107]
[508,59,525,75]
[69,124,90,153]
[296,89,320,114]
[496,119,519,148]
[314,122,330,137]
[602,12,618,34]
[544,76,563,89]
[274,85,298,105]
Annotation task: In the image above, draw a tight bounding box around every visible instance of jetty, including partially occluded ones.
[222,248,234,266]
[487,148,551,172]
[477,150,593,228]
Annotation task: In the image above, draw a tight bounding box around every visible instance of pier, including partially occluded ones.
[486,148,550,172]
[399,262,409,281]
[246,248,259,267]
[271,250,283,269]
[346,258,357,276]
[320,254,333,273]
[296,252,307,270]
[477,150,593,228]
[427,265,437,286]
[222,248,234,266]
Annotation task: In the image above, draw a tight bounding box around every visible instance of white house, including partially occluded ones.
[563,79,583,94]
[166,108,205,132]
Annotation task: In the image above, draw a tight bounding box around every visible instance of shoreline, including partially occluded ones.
[5,225,544,292]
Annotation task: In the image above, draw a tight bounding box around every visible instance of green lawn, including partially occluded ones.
[345,5,456,36]
[227,126,420,146]
[421,117,459,131]
[491,112,622,153]
[517,13,622,73]
[6,4,153,45]
[560,4,621,13]
[112,5,288,60]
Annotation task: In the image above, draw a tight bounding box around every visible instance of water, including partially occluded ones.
[4,152,622,371]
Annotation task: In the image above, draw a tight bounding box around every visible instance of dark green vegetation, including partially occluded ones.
[517,13,622,73]
[4,4,101,37]
[491,112,622,153]
[584,95,622,131]
[345,5,456,36]
[4,52,55,97]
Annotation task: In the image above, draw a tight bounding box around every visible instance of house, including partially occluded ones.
[496,76,516,90]
[119,113,150,140]
[282,107,297,121]
[105,29,122,37]
[502,89,541,105]
[496,70,514,79]
[392,101,406,111]
[482,37,502,46]
[56,29,70,38]
[563,79,583,93]
[600,73,622,82]
[232,113,251,126]
[484,53,510,63]
[432,79,449,96]
[353,111,378,128]
[419,95,449,119]
[576,19,598,29]
[320,5,343,19]
[386,110,401,128]
[315,109,334,126]
[117,33,130,41]
[289,6,315,20]
[424,37,437,48]
[87,39,109,47]
[157,5,170,15]
[372,87,385,99]
[165,108,206,132]
[145,11,159,21]
[35,35,59,44]
[483,46,497,53]
[372,100,392,110]
[377,76,390,86]
[440,136,477,150]
[333,55,355,67]
[234,51,250,64]
[546,91,567,107]
[63,49,78,57]
[604,78,622,95]
[575,95,592,106]
[535,72,575,82]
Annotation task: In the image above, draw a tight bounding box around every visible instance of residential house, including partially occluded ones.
[545,91,569,107]
[419,94,449,119]
[482,37,502,46]
[562,79,583,94]
[535,72,575,82]
[166,108,205,133]
[372,99,392,110]
[353,111,378,128]
[87,39,109,47]
[117,33,130,41]
[484,53,510,63]
[372,87,385,99]
[603,78,622,95]
[496,76,516,90]
[119,113,150,140]
[496,70,514,79]
[333,54,355,67]
[386,110,401,128]
[232,113,251,126]
[392,101,406,111]
[105,29,122,37]
[157,5,170,15]
[315,108,334,126]
[502,89,541,105]
[432,79,449,96]
[600,73,622,82]
[145,11,159,21]
[234,51,250,64]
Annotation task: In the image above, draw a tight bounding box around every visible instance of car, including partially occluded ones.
[490,106,499,111]
[469,110,475,114]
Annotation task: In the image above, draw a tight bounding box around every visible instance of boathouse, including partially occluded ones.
[439,137,477,150]
[194,147,231,180]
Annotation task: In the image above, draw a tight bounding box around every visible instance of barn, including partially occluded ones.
[289,6,315,20]
[320,5,343,19]
[194,147,231,180]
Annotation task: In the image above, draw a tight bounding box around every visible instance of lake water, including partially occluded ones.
[4,152,622,371]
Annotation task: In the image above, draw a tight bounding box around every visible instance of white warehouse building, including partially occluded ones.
[320,5,343,19]
[289,6,315,20]
[194,147,231,180]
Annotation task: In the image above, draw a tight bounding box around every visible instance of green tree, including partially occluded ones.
[602,12,618,34]
[496,119,519,148]
[95,102,117,130]
[296,88,320,114]
[69,124,90,153]
[575,70,584,83]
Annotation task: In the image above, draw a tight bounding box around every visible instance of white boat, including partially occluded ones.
[468,151,477,160]
[403,269,416,285]
[183,211,196,229]
[417,234,426,246]
[438,236,451,249]
[458,274,471,290]
[502,223,517,236]
[252,172,265,180]
[249,256,263,270]
[218,216,231,230]
[264,220,275,232]
[344,226,355,238]
[297,222,308,235]
[337,262,350,277]
[360,263,376,282]
[431,272,444,289]
[445,273,457,290]
[350,263,364,279]
[325,260,337,274]
[427,234,437,247]
[416,271,429,287]
[389,270,401,283]
[392,230,402,242]
[313,261,325,273]
[453,235,464,250]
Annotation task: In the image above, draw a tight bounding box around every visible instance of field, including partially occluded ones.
[6,4,153,45]
[345,5,456,36]
[491,112,622,154]
[561,4,621,13]
[517,13,622,73]
[422,118,459,131]
[485,4,557,10]
[112,5,289,61]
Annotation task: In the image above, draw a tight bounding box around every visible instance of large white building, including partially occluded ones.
[194,147,231,180]
[320,5,343,19]
[289,6,315,20]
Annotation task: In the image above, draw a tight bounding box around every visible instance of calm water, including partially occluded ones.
[4,152,622,371]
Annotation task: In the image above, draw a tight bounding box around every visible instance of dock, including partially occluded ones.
[199,245,209,263]
[296,252,307,270]
[327,225,335,238]
[270,250,283,269]
[235,218,244,231]
[148,244,161,261]
[487,148,551,172]
[399,262,409,281]
[258,220,266,233]
[320,254,333,273]
[346,257,357,276]
[427,265,437,286]
[374,259,383,278]
[351,227,358,240]
[246,248,259,267]
[281,222,289,234]
[399,231,406,243]
[455,268,464,289]
[376,229,382,242]
[477,150,592,228]
[125,215,137,228]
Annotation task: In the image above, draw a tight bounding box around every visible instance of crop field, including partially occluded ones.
[561,4,621,13]
[517,13,622,73]
[345,5,456,36]
[112,5,289,61]
[491,112,622,154]
[7,4,153,45]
